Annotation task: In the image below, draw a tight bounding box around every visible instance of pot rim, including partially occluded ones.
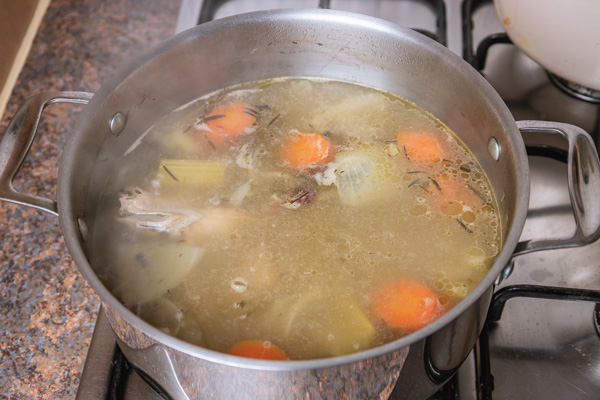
[57,8,529,371]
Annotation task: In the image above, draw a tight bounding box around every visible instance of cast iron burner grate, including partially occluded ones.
[195,0,447,45]
[548,74,600,104]
[476,284,600,400]
[463,0,600,106]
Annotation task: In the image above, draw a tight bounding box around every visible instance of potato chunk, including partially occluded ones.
[111,241,205,305]
[258,290,376,359]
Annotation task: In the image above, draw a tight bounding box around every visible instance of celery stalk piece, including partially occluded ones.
[157,159,226,187]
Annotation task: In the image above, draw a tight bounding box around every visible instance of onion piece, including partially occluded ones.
[334,150,379,207]
[230,180,252,207]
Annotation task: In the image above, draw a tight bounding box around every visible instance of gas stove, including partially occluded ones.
[76,1,600,399]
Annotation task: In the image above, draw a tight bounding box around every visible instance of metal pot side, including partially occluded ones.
[102,284,491,399]
[104,303,409,399]
[57,9,528,400]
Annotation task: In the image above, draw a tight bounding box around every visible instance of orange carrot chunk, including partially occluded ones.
[370,280,446,332]
[196,102,258,152]
[396,130,444,164]
[281,132,334,169]
[197,130,229,152]
[227,340,288,360]
[206,102,258,138]
[429,175,482,212]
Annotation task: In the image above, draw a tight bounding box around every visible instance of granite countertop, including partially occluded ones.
[0,1,179,398]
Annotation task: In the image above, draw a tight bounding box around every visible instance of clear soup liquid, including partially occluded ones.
[89,78,501,360]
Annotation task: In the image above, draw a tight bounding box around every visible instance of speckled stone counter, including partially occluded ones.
[0,1,178,398]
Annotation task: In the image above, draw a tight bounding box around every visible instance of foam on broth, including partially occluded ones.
[89,78,501,360]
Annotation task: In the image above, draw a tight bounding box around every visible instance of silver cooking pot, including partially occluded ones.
[2,9,600,400]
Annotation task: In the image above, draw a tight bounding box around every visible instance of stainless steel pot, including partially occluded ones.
[2,9,600,400]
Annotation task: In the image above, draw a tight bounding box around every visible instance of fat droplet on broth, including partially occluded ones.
[231,277,248,293]
[441,201,463,215]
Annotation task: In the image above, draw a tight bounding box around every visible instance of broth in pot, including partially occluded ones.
[89,78,501,361]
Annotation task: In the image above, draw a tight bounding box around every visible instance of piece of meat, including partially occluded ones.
[118,187,201,233]
[118,187,243,246]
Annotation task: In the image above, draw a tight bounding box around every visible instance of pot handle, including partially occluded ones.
[0,91,93,215]
[513,120,600,256]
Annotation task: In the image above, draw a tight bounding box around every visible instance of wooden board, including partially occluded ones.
[0,0,51,119]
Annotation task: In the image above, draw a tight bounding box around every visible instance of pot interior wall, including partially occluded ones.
[59,9,527,353]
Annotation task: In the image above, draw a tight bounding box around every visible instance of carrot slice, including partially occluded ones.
[429,176,483,213]
[370,280,447,332]
[206,102,258,137]
[396,130,444,164]
[227,340,288,360]
[197,130,229,152]
[195,102,259,152]
[281,132,334,169]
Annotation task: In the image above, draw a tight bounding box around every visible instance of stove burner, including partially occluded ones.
[595,303,600,338]
[488,285,600,322]
[549,74,600,104]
